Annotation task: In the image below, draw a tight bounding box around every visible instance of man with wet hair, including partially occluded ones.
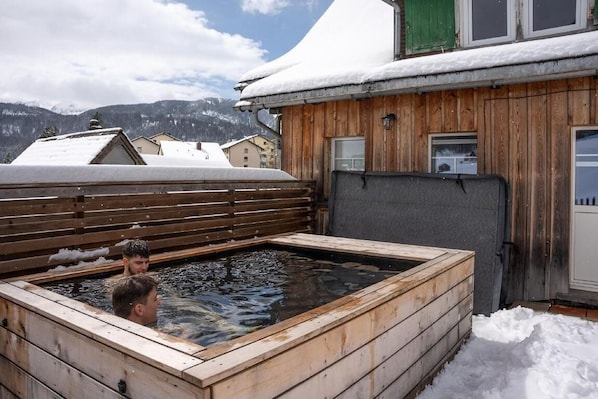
[122,239,150,276]
[112,274,161,326]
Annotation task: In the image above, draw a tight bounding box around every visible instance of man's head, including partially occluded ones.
[112,274,161,326]
[122,239,150,276]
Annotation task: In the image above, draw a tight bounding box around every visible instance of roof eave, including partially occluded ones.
[236,54,598,112]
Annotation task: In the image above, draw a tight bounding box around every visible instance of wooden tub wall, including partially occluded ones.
[0,233,474,399]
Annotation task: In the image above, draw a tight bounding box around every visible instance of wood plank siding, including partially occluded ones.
[279,76,598,304]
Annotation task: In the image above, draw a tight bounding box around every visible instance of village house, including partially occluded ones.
[221,136,264,167]
[130,135,160,155]
[221,134,278,168]
[12,127,146,165]
[235,0,598,308]
[247,134,278,168]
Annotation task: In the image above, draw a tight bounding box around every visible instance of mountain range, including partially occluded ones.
[0,99,275,163]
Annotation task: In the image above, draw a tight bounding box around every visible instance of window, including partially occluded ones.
[244,148,249,154]
[332,137,365,171]
[462,0,587,47]
[430,134,477,174]
[573,129,598,206]
[462,0,516,47]
[524,0,587,38]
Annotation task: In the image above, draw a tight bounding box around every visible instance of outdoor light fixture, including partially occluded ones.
[381,113,396,130]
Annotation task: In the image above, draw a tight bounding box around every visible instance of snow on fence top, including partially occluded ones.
[0,164,295,185]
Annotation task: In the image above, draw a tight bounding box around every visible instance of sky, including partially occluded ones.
[0,0,333,111]
[418,306,598,399]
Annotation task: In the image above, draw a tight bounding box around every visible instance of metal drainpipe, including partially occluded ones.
[252,109,281,139]
[381,0,401,60]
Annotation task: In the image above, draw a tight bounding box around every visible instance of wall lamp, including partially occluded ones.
[381,113,396,130]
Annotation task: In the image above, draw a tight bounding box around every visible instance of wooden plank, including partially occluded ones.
[507,85,529,303]
[442,90,458,132]
[413,91,428,171]
[0,197,78,217]
[547,80,570,298]
[0,355,63,399]
[458,88,476,132]
[384,95,399,171]
[0,328,124,399]
[312,103,325,197]
[568,77,591,125]
[301,105,314,180]
[372,96,386,171]
[397,94,412,172]
[291,106,304,178]
[268,233,449,261]
[426,91,443,133]
[526,81,549,301]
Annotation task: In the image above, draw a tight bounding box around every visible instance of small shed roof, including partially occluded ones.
[12,128,146,165]
[236,0,598,110]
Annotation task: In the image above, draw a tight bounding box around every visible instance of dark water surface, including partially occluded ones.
[43,248,415,347]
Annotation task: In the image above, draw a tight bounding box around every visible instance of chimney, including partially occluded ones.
[196,142,202,151]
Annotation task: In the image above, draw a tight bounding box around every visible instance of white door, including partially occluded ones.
[571,128,598,292]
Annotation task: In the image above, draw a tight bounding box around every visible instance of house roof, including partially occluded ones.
[12,128,146,165]
[158,141,232,167]
[236,0,598,111]
[131,136,159,145]
[221,136,264,151]
[150,132,180,142]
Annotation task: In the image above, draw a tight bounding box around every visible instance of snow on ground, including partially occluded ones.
[417,306,598,399]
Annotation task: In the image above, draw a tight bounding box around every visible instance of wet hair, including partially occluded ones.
[122,239,150,259]
[112,274,158,319]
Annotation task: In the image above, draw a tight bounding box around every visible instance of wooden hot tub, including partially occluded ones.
[0,233,474,399]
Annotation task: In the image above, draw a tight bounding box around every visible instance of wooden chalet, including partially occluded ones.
[235,0,598,306]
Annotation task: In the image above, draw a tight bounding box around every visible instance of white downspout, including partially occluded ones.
[380,0,401,60]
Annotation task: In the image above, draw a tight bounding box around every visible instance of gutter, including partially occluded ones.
[252,109,281,139]
[235,54,598,112]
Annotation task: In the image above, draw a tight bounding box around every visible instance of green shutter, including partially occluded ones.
[404,0,455,55]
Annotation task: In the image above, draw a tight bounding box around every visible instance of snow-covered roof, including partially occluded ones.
[158,141,232,167]
[0,165,296,185]
[11,128,145,165]
[221,135,263,150]
[236,0,598,110]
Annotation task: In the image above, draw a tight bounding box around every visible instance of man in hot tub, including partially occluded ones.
[112,274,161,326]
[121,239,151,276]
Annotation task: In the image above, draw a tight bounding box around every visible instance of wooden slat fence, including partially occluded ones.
[0,180,315,278]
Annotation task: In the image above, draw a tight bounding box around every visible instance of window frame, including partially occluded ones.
[429,133,478,175]
[461,0,516,47]
[522,0,588,38]
[331,137,365,172]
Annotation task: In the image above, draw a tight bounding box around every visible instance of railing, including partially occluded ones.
[0,180,315,278]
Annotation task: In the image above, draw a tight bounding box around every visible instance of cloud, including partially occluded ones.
[0,0,268,110]
[241,0,290,15]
